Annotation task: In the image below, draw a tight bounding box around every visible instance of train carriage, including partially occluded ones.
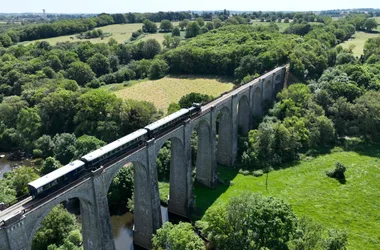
[27,160,86,198]
[81,129,148,169]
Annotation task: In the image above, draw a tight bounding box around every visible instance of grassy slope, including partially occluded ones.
[340,31,380,57]
[111,76,234,113]
[194,148,380,249]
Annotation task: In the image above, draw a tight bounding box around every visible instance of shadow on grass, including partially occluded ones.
[192,165,238,220]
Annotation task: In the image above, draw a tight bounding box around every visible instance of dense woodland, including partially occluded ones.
[0,10,379,250]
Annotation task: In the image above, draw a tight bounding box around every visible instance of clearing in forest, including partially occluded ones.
[340,31,380,57]
[194,147,380,249]
[110,76,234,112]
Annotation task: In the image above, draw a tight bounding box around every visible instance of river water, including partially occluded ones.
[111,206,169,250]
[0,153,33,179]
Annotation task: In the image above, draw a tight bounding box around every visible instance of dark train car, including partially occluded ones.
[27,160,86,198]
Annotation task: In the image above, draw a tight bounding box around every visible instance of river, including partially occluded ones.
[0,153,34,180]
[111,206,169,250]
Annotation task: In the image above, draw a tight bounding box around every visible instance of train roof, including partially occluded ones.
[81,129,147,162]
[28,160,85,189]
[144,109,189,131]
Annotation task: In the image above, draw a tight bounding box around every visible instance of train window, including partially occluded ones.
[37,188,43,193]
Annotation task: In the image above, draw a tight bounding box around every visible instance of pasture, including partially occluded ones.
[20,22,179,46]
[109,76,234,113]
[340,31,380,57]
[251,20,290,32]
[194,147,380,249]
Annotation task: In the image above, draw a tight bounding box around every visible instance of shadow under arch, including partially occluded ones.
[237,95,250,136]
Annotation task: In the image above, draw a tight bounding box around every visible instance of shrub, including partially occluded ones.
[239,169,251,176]
[323,229,348,250]
[253,170,264,177]
[326,161,347,180]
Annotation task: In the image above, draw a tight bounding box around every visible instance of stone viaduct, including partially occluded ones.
[0,66,287,250]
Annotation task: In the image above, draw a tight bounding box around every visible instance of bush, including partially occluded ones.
[326,161,347,180]
[253,170,264,177]
[148,59,169,80]
[323,229,348,250]
[343,137,364,151]
[238,169,251,176]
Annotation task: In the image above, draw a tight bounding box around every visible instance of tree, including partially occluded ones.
[363,18,378,32]
[41,157,61,175]
[156,144,171,181]
[87,53,111,77]
[160,20,173,32]
[16,108,42,150]
[172,26,180,37]
[11,166,40,196]
[149,59,169,80]
[203,192,297,250]
[75,135,106,158]
[179,93,213,108]
[196,17,205,27]
[32,204,79,250]
[53,133,77,165]
[65,61,95,86]
[0,34,13,47]
[142,39,161,59]
[206,22,214,31]
[185,22,201,38]
[107,166,134,214]
[167,102,181,115]
[179,19,190,30]
[143,20,158,33]
[152,222,204,250]
[212,18,223,28]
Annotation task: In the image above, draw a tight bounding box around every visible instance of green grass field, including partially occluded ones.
[20,22,179,46]
[110,76,234,113]
[194,147,380,249]
[251,20,290,32]
[340,31,380,57]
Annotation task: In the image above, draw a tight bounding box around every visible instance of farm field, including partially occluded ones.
[194,147,380,249]
[251,20,290,32]
[340,31,380,57]
[110,76,234,113]
[20,22,179,46]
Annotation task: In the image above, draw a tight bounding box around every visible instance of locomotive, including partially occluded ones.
[27,104,202,198]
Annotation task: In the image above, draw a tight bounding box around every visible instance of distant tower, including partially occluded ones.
[42,9,47,19]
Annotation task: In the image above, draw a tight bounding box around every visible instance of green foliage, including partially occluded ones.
[326,161,347,180]
[87,53,111,77]
[152,222,204,250]
[323,229,348,250]
[149,59,169,80]
[143,19,158,33]
[179,19,190,30]
[185,22,201,38]
[107,166,134,214]
[65,61,96,86]
[202,192,297,249]
[75,135,106,158]
[160,20,173,32]
[178,92,213,108]
[196,17,205,27]
[41,157,61,175]
[172,26,180,37]
[53,133,77,165]
[32,204,79,250]
[167,102,181,115]
[10,166,39,196]
[156,143,171,181]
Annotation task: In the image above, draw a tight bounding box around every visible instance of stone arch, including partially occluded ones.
[216,106,232,166]
[237,95,250,136]
[27,193,93,250]
[253,87,262,117]
[264,80,272,101]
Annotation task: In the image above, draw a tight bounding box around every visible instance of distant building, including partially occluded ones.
[42,9,47,19]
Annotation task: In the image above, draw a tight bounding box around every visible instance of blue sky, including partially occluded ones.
[1,0,380,13]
